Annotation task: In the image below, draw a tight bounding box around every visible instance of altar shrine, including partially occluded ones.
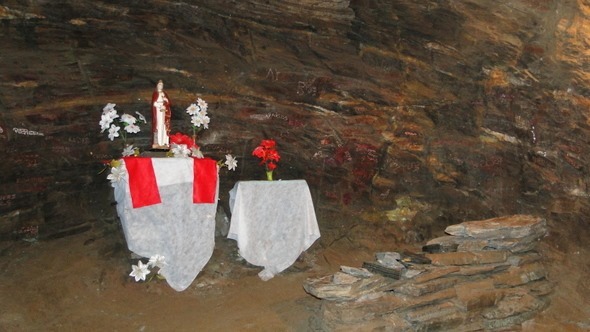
[112,157,219,291]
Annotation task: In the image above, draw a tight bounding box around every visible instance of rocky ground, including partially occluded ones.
[0,216,588,331]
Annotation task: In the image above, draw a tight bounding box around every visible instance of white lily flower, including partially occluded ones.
[122,145,135,157]
[129,261,151,282]
[99,114,114,132]
[191,147,204,158]
[124,124,140,134]
[135,111,147,123]
[171,144,191,157]
[197,98,208,113]
[225,154,238,171]
[191,113,210,129]
[107,165,126,183]
[103,103,116,113]
[108,124,120,141]
[201,115,210,129]
[186,103,199,116]
[148,254,167,269]
[120,113,137,125]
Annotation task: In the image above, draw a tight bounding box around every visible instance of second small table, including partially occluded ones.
[228,180,321,280]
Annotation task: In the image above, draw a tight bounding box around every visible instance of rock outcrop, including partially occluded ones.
[304,214,552,331]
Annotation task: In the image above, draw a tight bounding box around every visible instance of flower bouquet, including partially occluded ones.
[252,139,280,180]
[99,103,146,156]
[185,97,210,142]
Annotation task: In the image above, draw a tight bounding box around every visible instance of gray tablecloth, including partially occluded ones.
[228,180,320,280]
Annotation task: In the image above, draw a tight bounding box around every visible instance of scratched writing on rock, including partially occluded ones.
[297,80,317,96]
[14,154,40,167]
[266,68,281,81]
[68,137,90,144]
[0,194,17,207]
[390,161,422,173]
[13,128,44,136]
[16,177,50,193]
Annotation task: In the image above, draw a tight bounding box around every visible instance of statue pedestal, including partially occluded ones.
[150,144,170,151]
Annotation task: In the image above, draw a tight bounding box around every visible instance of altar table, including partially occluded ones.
[112,157,218,291]
[228,180,321,280]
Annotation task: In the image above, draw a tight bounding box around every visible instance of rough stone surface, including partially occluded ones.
[1,1,590,247]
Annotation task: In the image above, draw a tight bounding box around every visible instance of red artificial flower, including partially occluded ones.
[170,132,197,149]
[252,146,266,159]
[260,139,276,149]
[252,139,280,171]
[267,149,280,162]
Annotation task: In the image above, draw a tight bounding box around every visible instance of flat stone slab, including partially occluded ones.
[426,250,509,266]
[304,274,398,301]
[427,231,545,253]
[444,214,547,239]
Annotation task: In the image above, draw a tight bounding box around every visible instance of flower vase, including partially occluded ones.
[266,170,274,181]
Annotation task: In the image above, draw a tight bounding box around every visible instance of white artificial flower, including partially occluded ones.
[103,103,116,113]
[108,124,121,141]
[200,115,210,129]
[186,103,199,116]
[99,113,114,132]
[107,165,126,183]
[120,113,137,125]
[129,261,151,282]
[122,145,135,157]
[191,113,210,129]
[135,111,147,123]
[191,147,204,158]
[124,124,140,134]
[148,254,167,270]
[224,154,238,171]
[196,98,208,113]
[171,144,191,157]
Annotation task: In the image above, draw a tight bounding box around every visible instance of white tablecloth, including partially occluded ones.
[228,180,320,280]
[112,158,218,291]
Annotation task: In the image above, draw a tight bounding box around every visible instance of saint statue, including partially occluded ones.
[151,80,172,149]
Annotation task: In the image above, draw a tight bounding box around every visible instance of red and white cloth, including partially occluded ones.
[123,157,218,208]
[113,157,219,291]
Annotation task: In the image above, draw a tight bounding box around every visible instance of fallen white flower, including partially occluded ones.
[148,254,167,270]
[129,260,151,282]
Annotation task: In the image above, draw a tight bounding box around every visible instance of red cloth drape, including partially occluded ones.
[193,158,218,203]
[123,157,162,208]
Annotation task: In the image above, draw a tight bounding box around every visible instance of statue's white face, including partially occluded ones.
[157,82,164,91]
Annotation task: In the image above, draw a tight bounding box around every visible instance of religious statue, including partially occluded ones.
[151,80,172,149]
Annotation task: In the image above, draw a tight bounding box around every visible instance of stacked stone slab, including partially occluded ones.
[304,215,553,331]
